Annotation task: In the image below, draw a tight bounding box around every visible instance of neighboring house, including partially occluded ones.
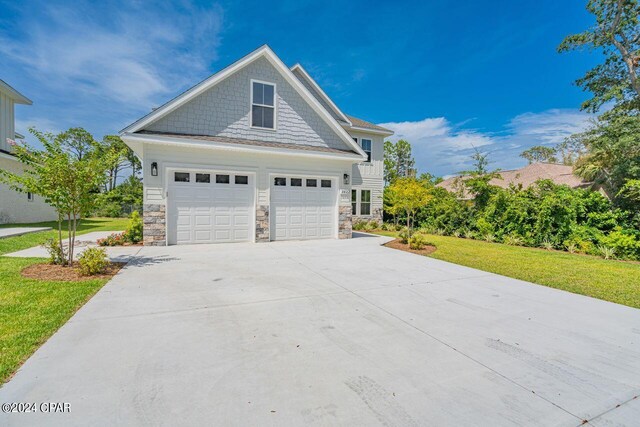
[437,162,595,199]
[0,80,57,224]
[120,45,393,246]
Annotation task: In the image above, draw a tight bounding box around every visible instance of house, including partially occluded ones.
[120,45,393,245]
[0,80,57,224]
[437,162,594,199]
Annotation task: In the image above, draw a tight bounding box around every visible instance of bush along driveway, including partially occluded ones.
[375,231,640,309]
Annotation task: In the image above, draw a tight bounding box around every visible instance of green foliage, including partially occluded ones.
[77,247,109,276]
[93,175,143,217]
[97,232,127,247]
[398,228,410,244]
[384,139,416,184]
[599,229,640,259]
[126,211,143,243]
[409,233,430,250]
[43,239,67,266]
[386,177,432,236]
[520,146,558,164]
[558,0,640,113]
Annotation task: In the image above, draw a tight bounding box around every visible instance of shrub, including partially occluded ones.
[599,230,640,260]
[566,242,577,254]
[541,239,554,251]
[77,247,108,275]
[126,210,143,243]
[483,233,496,243]
[353,220,368,231]
[398,228,410,244]
[98,232,127,247]
[452,230,461,238]
[409,233,431,250]
[504,234,524,246]
[43,238,67,265]
[597,245,616,260]
[463,229,476,240]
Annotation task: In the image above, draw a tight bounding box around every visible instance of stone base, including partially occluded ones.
[143,204,166,246]
[338,205,352,239]
[256,205,269,242]
[353,208,383,225]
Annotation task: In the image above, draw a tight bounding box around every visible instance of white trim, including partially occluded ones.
[0,80,32,105]
[290,64,351,125]
[359,189,372,216]
[343,124,394,136]
[249,79,277,131]
[122,133,361,162]
[120,45,367,160]
[360,138,372,164]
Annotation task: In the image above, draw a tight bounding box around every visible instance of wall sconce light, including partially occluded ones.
[151,162,158,177]
[343,173,350,185]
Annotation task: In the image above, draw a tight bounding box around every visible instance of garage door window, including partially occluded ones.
[291,178,302,187]
[174,172,190,182]
[196,173,210,183]
[235,175,248,185]
[306,179,317,187]
[216,174,230,184]
[274,177,286,186]
[321,179,332,188]
[361,190,371,215]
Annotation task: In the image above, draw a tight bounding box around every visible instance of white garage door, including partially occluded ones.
[168,170,255,245]
[270,176,337,241]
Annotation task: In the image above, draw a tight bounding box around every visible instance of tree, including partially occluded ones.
[0,128,115,265]
[558,0,640,112]
[384,139,416,185]
[100,135,141,192]
[459,149,502,209]
[386,177,432,236]
[520,145,559,164]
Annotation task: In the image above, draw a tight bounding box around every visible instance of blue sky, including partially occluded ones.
[0,0,600,176]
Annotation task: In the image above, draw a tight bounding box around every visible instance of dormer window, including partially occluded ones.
[361,139,372,163]
[251,80,276,129]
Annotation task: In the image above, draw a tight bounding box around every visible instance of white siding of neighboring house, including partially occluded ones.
[0,92,16,153]
[347,130,384,221]
[0,155,58,224]
[145,57,352,152]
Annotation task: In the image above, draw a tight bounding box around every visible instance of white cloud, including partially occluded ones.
[0,1,223,110]
[379,109,594,176]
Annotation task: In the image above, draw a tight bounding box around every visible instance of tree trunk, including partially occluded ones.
[67,213,72,266]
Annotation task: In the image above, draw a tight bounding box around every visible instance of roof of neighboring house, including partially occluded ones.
[0,80,32,105]
[437,162,593,198]
[135,130,360,156]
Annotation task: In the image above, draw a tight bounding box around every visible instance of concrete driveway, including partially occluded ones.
[1,234,639,426]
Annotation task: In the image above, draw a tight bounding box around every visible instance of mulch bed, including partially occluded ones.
[21,262,126,282]
[384,238,437,256]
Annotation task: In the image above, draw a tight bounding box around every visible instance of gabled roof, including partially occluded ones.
[290,64,351,124]
[290,64,393,136]
[437,162,593,199]
[120,45,366,159]
[0,80,32,105]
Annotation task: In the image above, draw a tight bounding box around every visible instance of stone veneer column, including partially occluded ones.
[143,204,166,246]
[256,205,270,242]
[338,206,352,239]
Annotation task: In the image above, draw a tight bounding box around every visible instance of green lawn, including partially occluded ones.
[0,217,127,384]
[0,217,128,256]
[374,231,640,309]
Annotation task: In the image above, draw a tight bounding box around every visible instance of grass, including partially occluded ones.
[0,217,128,256]
[0,217,127,384]
[374,231,640,309]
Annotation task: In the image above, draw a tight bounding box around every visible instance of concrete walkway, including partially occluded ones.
[4,231,141,262]
[1,235,639,426]
[0,227,51,239]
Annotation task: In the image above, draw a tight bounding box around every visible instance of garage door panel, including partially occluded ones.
[271,176,336,241]
[169,172,254,245]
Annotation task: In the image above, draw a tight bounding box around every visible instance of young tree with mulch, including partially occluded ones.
[0,127,116,265]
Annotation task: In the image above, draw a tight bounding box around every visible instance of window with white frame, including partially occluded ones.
[251,81,275,129]
[360,190,371,215]
[351,190,357,215]
[361,139,372,162]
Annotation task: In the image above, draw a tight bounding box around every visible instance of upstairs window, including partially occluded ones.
[251,81,275,129]
[361,139,372,163]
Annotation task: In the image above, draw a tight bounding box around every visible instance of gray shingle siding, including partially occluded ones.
[145,57,349,150]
